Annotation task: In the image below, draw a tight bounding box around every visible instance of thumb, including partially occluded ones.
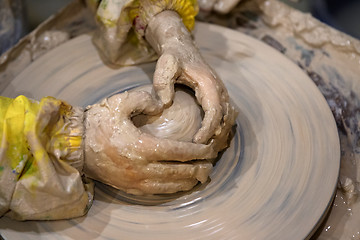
[106,91,163,117]
[153,53,179,106]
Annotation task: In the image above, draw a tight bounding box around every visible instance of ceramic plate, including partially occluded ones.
[0,22,340,239]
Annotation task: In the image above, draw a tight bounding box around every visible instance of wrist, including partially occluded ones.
[145,10,194,55]
[82,101,111,180]
[48,105,85,173]
[66,106,86,173]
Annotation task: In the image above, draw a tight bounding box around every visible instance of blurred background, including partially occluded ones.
[1,0,359,54]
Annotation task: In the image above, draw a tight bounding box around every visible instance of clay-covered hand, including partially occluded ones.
[198,0,242,14]
[145,10,236,145]
[83,90,217,195]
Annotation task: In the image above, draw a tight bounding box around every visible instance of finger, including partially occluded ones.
[210,101,238,152]
[181,69,223,144]
[153,54,179,105]
[194,106,222,144]
[136,133,218,161]
[214,0,242,14]
[107,90,163,116]
[137,178,199,195]
[141,161,212,183]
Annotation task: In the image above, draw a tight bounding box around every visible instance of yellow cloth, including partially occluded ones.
[87,0,198,66]
[0,95,93,220]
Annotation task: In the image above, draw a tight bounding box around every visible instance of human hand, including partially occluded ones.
[145,11,237,145]
[198,0,242,14]
[83,90,217,195]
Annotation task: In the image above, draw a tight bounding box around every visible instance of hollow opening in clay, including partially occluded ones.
[132,84,204,143]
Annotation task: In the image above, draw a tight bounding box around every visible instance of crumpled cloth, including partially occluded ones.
[0,95,93,220]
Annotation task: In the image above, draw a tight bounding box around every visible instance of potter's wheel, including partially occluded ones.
[0,23,339,239]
